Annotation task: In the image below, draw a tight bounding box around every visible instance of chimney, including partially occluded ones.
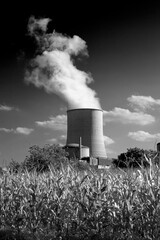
[79,136,82,160]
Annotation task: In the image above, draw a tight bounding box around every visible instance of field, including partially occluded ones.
[0,161,160,240]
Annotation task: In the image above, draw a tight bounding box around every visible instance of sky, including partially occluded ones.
[1,2,160,165]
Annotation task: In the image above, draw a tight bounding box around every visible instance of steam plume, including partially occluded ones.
[25,16,101,109]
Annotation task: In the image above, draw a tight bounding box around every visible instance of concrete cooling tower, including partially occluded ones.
[66,108,107,158]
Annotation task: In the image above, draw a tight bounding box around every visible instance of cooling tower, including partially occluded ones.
[66,108,107,158]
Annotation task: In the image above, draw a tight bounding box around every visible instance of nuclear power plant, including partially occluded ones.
[64,108,111,166]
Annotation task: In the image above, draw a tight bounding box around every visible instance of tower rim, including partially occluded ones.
[67,108,103,113]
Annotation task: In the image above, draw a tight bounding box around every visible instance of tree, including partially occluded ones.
[22,144,68,172]
[7,159,22,173]
[113,147,157,168]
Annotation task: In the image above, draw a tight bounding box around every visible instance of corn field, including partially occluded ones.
[0,161,160,240]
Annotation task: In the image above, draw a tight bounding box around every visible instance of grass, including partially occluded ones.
[0,161,160,239]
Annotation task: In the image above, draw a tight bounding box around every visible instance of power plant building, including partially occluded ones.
[65,108,107,162]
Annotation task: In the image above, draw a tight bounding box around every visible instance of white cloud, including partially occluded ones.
[103,136,115,157]
[0,128,14,133]
[0,127,33,135]
[47,138,58,143]
[103,107,155,125]
[26,17,101,110]
[104,136,115,145]
[49,34,88,56]
[127,95,160,111]
[128,130,160,142]
[47,134,66,145]
[36,115,67,131]
[28,16,51,35]
[15,127,34,135]
[0,105,16,111]
[59,134,66,140]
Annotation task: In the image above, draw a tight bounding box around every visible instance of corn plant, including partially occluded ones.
[0,157,160,239]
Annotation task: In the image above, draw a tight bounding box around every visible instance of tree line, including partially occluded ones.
[4,145,159,173]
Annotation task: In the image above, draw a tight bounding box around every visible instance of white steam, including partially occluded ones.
[25,16,101,109]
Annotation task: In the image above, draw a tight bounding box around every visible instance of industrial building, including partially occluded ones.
[64,108,111,167]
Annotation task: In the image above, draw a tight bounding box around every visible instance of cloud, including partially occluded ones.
[36,115,67,131]
[47,138,58,144]
[47,135,66,146]
[128,130,160,142]
[103,107,155,125]
[59,134,66,140]
[25,16,100,109]
[49,33,88,56]
[0,105,17,111]
[28,16,51,36]
[0,127,33,135]
[127,95,160,111]
[0,128,14,133]
[28,16,87,56]
[104,136,115,145]
[103,136,115,157]
[15,127,34,135]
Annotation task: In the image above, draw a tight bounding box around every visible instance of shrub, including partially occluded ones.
[22,144,68,173]
[113,147,157,168]
[7,159,22,173]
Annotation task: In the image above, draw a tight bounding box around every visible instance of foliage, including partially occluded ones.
[2,145,160,239]
[22,144,68,173]
[0,157,160,239]
[113,147,157,168]
[7,159,22,173]
[6,143,96,174]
